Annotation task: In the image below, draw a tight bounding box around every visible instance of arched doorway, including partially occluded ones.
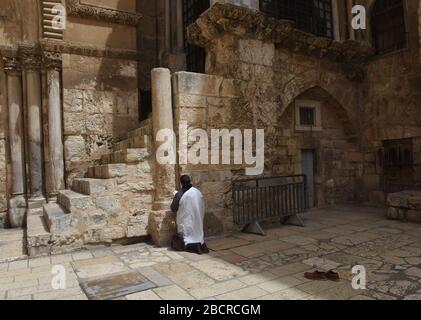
[277,86,361,207]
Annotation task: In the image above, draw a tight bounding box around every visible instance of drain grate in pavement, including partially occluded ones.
[79,271,156,300]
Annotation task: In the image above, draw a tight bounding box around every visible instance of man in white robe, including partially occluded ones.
[171,175,209,254]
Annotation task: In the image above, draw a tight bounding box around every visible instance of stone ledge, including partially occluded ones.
[188,3,374,66]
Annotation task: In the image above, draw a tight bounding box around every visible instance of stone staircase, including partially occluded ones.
[27,119,155,256]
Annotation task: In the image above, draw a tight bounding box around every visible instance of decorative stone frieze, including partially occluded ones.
[66,0,142,26]
[40,39,140,61]
[187,3,374,66]
[43,50,62,70]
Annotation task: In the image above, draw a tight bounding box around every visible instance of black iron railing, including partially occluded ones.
[232,175,308,227]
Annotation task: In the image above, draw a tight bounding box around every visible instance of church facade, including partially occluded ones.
[0,0,420,255]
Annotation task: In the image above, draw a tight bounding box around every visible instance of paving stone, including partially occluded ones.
[257,276,304,293]
[238,272,278,286]
[154,262,193,276]
[72,256,128,280]
[295,280,345,295]
[189,280,246,299]
[0,279,38,291]
[315,283,362,300]
[33,288,86,300]
[28,256,52,268]
[215,286,268,300]
[190,259,248,281]
[126,289,162,300]
[153,285,195,300]
[7,259,28,270]
[138,267,175,287]
[71,251,94,261]
[268,263,312,277]
[51,254,74,264]
[256,287,310,300]
[207,237,250,251]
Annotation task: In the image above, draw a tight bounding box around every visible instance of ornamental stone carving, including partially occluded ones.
[19,44,42,71]
[187,3,374,66]
[66,0,142,26]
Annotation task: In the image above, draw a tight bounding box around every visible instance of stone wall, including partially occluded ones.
[173,60,364,234]
[362,0,421,204]
[61,0,141,186]
[419,0,421,63]
[137,0,158,90]
[170,4,374,234]
[173,72,243,235]
[0,58,7,227]
[62,54,139,186]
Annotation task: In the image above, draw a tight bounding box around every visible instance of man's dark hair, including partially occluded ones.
[180,175,192,189]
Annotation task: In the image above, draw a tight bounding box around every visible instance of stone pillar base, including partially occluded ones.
[148,210,177,247]
[27,197,46,217]
[9,195,27,228]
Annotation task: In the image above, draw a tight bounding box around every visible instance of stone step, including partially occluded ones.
[43,203,72,234]
[57,190,95,213]
[87,164,127,179]
[127,119,152,138]
[72,178,117,195]
[114,135,150,152]
[101,148,149,164]
[26,215,51,257]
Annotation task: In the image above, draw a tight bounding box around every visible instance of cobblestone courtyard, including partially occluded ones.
[1,205,421,300]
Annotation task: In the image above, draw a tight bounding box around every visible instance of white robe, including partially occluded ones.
[176,187,205,245]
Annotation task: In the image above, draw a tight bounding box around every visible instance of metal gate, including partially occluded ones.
[232,175,308,233]
[383,138,414,193]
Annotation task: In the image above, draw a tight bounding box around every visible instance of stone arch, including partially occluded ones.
[279,79,359,138]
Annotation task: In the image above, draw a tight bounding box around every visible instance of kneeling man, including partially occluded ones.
[171,175,209,254]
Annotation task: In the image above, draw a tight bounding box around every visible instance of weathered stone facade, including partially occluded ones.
[0,1,420,255]
[62,54,139,186]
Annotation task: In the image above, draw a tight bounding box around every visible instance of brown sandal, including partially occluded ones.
[325,270,340,282]
[304,271,327,281]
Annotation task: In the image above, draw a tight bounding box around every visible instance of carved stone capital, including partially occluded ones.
[1,49,21,75]
[43,51,62,71]
[66,0,142,26]
[19,44,42,71]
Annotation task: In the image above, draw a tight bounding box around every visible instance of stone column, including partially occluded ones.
[151,68,176,209]
[3,54,27,227]
[175,0,184,53]
[148,68,177,246]
[161,0,186,71]
[44,52,65,199]
[21,46,45,211]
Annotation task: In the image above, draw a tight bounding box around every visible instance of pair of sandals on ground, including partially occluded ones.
[171,233,210,255]
[305,270,340,281]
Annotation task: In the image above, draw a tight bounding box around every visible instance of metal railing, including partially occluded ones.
[232,175,308,229]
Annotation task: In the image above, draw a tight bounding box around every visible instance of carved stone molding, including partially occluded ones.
[188,3,374,66]
[40,39,140,61]
[66,0,142,26]
[19,44,43,71]
[43,50,62,70]
[0,47,21,75]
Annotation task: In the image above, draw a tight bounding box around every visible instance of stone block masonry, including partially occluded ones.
[62,54,140,187]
